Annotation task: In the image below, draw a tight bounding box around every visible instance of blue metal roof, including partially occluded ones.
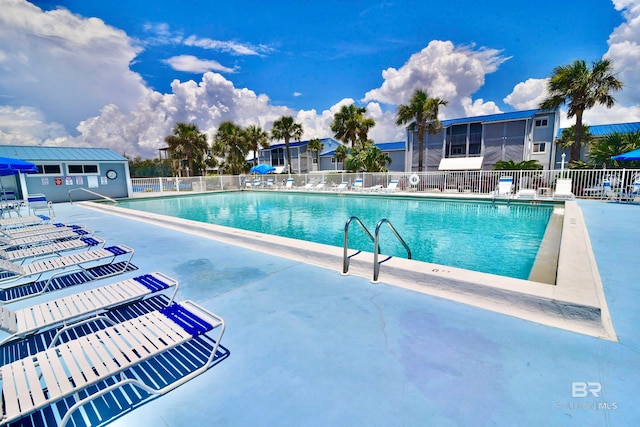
[375,141,405,151]
[268,137,341,155]
[321,141,404,157]
[558,122,640,138]
[0,145,128,162]
[440,109,555,127]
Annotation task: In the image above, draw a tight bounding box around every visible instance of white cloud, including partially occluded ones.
[503,78,549,110]
[0,106,70,145]
[163,55,236,74]
[0,0,146,131]
[182,35,272,56]
[363,40,509,118]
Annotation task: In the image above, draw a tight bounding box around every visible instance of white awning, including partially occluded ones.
[273,166,286,174]
[438,157,484,171]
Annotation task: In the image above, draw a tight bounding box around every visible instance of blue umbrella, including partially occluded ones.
[250,163,276,174]
[0,156,38,176]
[612,148,640,161]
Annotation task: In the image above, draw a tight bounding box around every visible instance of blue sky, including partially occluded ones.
[1,0,639,158]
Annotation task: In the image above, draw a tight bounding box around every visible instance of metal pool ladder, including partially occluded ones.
[342,216,412,283]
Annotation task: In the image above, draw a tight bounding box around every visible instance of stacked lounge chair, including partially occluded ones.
[0,208,228,427]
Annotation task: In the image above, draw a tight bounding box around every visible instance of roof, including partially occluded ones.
[440,109,555,127]
[267,137,340,155]
[0,145,128,162]
[557,121,640,138]
[321,141,405,157]
[375,141,405,151]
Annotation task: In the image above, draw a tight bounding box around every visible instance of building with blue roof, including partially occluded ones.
[0,145,130,203]
[410,108,561,171]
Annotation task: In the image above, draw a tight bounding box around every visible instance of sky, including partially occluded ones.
[0,0,639,159]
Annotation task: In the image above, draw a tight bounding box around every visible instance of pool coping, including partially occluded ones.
[80,198,616,341]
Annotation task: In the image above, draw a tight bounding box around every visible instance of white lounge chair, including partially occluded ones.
[554,178,575,199]
[0,300,224,427]
[0,271,179,346]
[0,236,104,263]
[302,181,315,190]
[0,244,134,291]
[266,178,274,188]
[515,189,537,199]
[384,180,399,192]
[353,178,364,191]
[314,181,326,190]
[333,182,348,191]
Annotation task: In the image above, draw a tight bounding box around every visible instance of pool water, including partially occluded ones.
[118,192,553,279]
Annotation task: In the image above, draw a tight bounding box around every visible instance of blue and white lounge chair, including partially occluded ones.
[0,300,224,427]
[495,176,514,198]
[353,178,364,191]
[284,178,295,189]
[0,222,87,240]
[0,244,134,292]
[0,272,179,346]
[0,215,49,230]
[0,236,104,263]
[302,181,315,190]
[0,227,93,250]
[315,181,326,190]
[27,193,54,219]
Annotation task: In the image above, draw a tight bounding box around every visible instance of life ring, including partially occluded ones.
[408,174,420,186]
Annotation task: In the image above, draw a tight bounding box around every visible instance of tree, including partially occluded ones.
[330,104,375,149]
[396,89,448,172]
[589,130,640,168]
[493,160,543,170]
[557,124,593,151]
[333,144,349,169]
[271,116,303,174]
[540,59,623,163]
[212,121,249,175]
[164,122,209,176]
[307,138,324,170]
[245,125,269,166]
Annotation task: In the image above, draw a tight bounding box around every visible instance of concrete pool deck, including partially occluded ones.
[16,199,640,426]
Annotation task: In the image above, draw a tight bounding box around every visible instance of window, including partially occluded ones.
[67,164,99,174]
[272,148,285,166]
[35,164,62,175]
[535,117,549,128]
[312,157,318,164]
[533,142,547,153]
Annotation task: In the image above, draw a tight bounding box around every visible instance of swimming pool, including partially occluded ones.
[117,192,553,280]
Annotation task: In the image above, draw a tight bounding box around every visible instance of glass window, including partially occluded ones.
[535,117,549,128]
[35,164,62,174]
[533,142,547,153]
[67,164,99,174]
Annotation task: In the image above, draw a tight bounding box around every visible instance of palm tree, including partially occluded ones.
[245,125,269,166]
[307,138,324,170]
[271,116,303,174]
[164,122,209,176]
[493,160,543,170]
[540,59,623,163]
[333,144,349,170]
[330,104,375,149]
[590,130,640,168]
[212,121,249,175]
[557,124,593,152]
[396,89,448,172]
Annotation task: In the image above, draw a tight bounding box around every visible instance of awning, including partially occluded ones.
[273,166,286,174]
[438,157,484,171]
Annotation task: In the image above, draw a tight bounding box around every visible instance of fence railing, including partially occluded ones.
[130,169,640,199]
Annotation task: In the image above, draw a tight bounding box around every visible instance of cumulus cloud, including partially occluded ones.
[163,55,236,74]
[0,106,70,145]
[363,40,509,118]
[503,78,549,110]
[0,0,146,131]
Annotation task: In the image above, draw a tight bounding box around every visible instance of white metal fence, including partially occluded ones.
[130,169,640,199]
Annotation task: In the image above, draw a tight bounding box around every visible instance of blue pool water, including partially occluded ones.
[118,192,554,279]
